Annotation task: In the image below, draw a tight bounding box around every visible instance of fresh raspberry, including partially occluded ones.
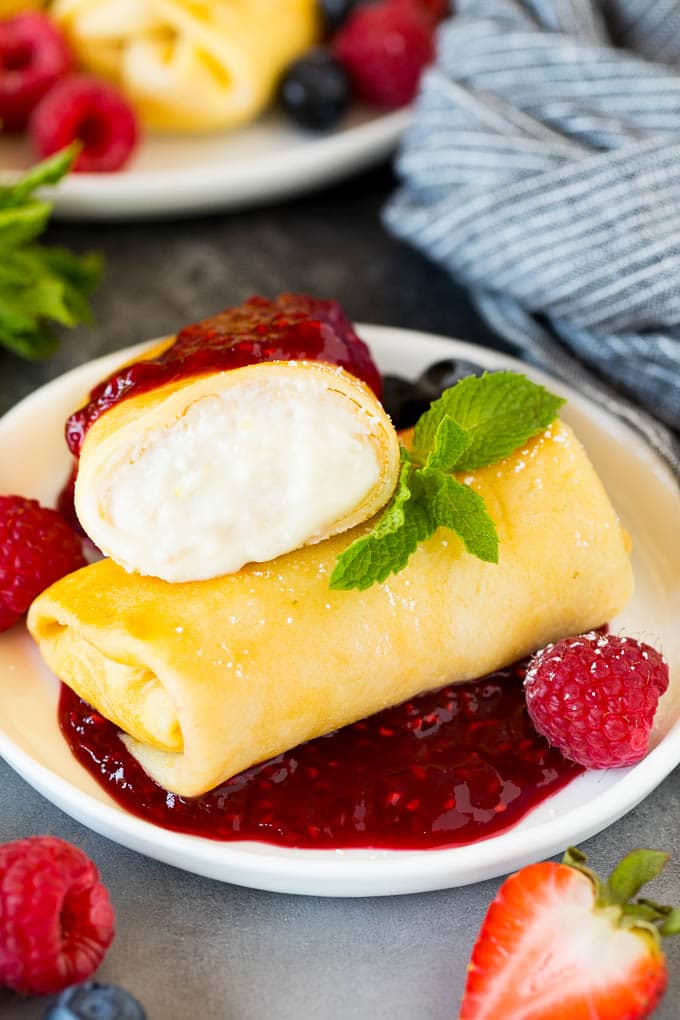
[524,632,669,769]
[0,12,72,131]
[0,495,85,632]
[0,836,115,996]
[30,74,139,173]
[333,0,435,109]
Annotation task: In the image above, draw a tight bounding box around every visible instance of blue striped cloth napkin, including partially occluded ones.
[384,0,680,475]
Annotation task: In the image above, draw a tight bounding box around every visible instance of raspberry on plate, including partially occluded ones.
[0,494,85,633]
[333,0,435,109]
[30,74,139,173]
[524,632,669,769]
[0,836,115,996]
[0,12,72,132]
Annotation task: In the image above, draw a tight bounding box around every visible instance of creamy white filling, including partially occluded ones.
[82,375,381,582]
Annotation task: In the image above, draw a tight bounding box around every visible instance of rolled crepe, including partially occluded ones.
[75,361,400,583]
[29,420,633,798]
[50,0,319,131]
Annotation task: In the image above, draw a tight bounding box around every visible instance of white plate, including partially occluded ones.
[0,108,409,220]
[1,327,679,897]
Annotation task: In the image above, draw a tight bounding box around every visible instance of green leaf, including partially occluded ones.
[0,144,79,209]
[420,471,499,563]
[25,246,103,325]
[330,460,500,591]
[620,903,670,924]
[0,201,51,247]
[607,850,670,904]
[659,909,680,936]
[637,898,674,916]
[40,246,103,294]
[0,316,58,359]
[632,899,680,935]
[0,148,101,360]
[413,371,565,471]
[329,464,434,591]
[330,370,564,591]
[562,846,603,897]
[424,417,470,472]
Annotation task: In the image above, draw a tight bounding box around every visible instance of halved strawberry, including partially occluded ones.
[460,847,680,1019]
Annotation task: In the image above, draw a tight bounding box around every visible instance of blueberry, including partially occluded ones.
[415,359,486,402]
[44,982,146,1020]
[381,375,430,431]
[279,49,351,131]
[319,0,361,33]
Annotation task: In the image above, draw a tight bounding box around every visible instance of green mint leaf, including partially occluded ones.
[420,471,499,563]
[329,465,434,591]
[0,148,101,360]
[424,417,470,472]
[0,144,79,209]
[0,202,51,248]
[330,369,565,591]
[413,371,565,471]
[607,850,670,905]
[330,460,499,591]
[40,246,103,294]
[22,246,103,326]
[0,285,59,358]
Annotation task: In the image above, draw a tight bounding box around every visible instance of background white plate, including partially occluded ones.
[0,326,679,896]
[0,108,409,220]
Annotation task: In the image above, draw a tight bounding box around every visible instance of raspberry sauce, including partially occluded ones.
[65,295,382,458]
[58,658,583,850]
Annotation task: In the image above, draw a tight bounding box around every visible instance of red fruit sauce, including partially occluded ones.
[65,294,382,458]
[58,657,583,850]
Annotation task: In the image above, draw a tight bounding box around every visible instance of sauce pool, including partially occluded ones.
[58,657,583,850]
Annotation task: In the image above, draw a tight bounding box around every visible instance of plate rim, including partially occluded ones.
[0,109,410,221]
[1,325,678,896]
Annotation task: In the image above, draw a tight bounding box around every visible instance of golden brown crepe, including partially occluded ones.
[75,361,401,583]
[50,0,319,132]
[29,420,633,798]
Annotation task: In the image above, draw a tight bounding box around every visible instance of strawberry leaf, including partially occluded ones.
[607,850,670,904]
[562,847,602,897]
[622,903,671,924]
[660,909,680,937]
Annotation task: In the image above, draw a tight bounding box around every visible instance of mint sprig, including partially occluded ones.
[0,145,102,359]
[330,371,565,592]
[413,370,565,470]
